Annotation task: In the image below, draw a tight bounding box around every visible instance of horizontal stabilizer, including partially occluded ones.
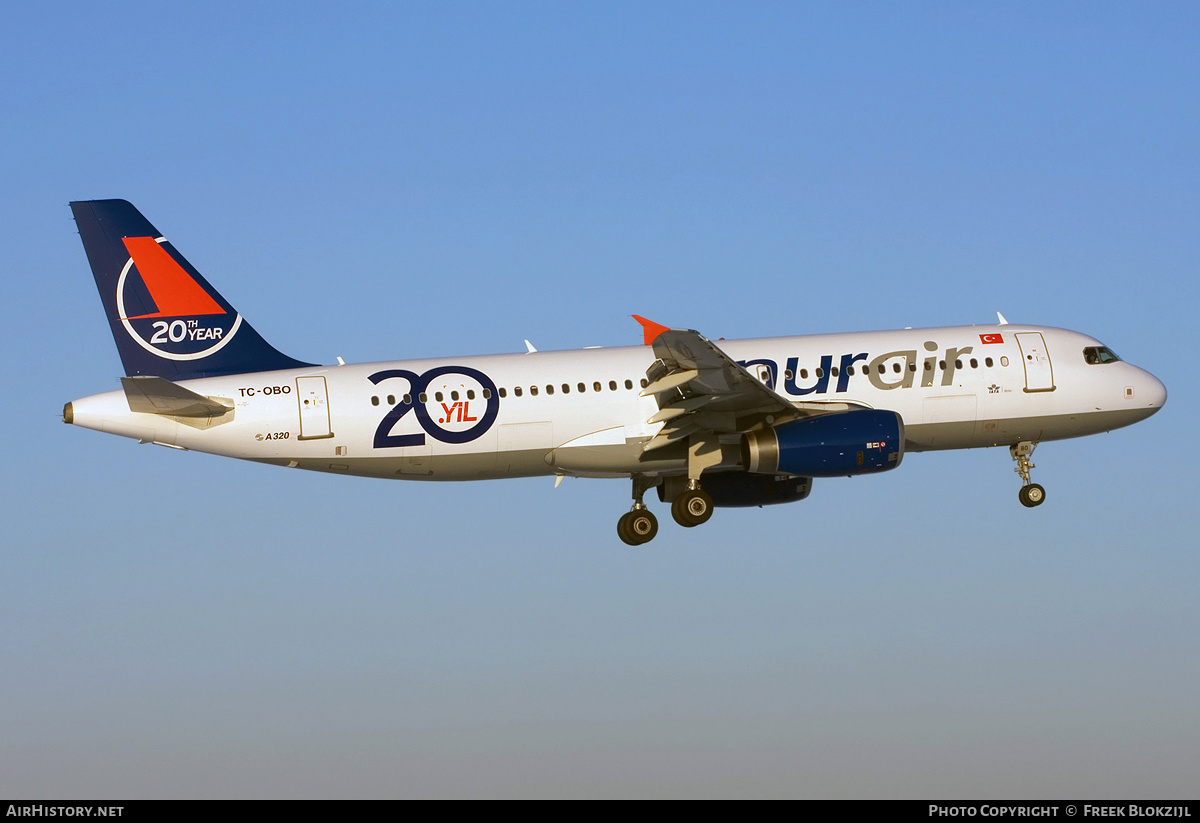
[122,376,233,417]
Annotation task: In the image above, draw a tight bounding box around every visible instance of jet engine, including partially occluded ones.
[741,410,904,477]
[657,472,812,508]
[699,472,812,508]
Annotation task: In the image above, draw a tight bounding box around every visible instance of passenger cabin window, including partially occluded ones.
[1083,346,1121,365]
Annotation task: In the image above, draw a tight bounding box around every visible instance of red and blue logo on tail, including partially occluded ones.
[118,235,241,360]
[71,200,313,380]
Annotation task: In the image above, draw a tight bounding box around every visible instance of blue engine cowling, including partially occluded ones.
[741,410,904,477]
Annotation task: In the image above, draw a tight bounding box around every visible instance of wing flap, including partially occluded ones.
[640,368,699,396]
[637,328,798,455]
[646,394,713,424]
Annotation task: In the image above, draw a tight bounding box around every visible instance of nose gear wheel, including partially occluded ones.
[1010,441,1045,508]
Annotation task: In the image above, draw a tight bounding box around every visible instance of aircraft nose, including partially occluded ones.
[1139,369,1167,413]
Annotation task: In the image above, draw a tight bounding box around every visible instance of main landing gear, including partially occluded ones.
[617,476,714,545]
[618,475,659,546]
[671,481,713,528]
[617,508,658,545]
[1010,441,1046,508]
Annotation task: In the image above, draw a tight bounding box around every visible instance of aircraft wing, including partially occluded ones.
[635,319,867,453]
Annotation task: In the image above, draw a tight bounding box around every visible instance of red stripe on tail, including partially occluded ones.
[122,236,225,318]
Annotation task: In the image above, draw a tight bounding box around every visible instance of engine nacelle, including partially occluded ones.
[657,473,812,508]
[741,410,904,477]
[701,472,812,508]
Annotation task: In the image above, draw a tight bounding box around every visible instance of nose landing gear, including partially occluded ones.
[1019,483,1046,507]
[1010,441,1046,508]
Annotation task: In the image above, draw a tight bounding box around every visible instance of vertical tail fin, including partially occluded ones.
[70,199,315,380]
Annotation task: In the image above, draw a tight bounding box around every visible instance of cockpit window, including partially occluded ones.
[1083,346,1121,365]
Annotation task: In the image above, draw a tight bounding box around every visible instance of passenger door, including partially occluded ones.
[1016,333,1055,392]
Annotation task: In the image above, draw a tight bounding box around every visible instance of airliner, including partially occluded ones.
[63,200,1167,544]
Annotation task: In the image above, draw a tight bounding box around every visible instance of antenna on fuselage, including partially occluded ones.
[996,312,1009,325]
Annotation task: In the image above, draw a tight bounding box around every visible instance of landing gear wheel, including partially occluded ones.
[1019,483,1046,508]
[671,489,714,528]
[618,509,659,545]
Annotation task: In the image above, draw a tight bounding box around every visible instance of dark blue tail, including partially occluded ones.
[70,199,315,380]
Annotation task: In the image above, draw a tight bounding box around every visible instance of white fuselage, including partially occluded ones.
[66,324,1167,481]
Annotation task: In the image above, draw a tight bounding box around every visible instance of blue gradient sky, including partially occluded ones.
[2,1,1197,798]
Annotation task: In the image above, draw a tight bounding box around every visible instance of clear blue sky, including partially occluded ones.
[2,1,1197,798]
